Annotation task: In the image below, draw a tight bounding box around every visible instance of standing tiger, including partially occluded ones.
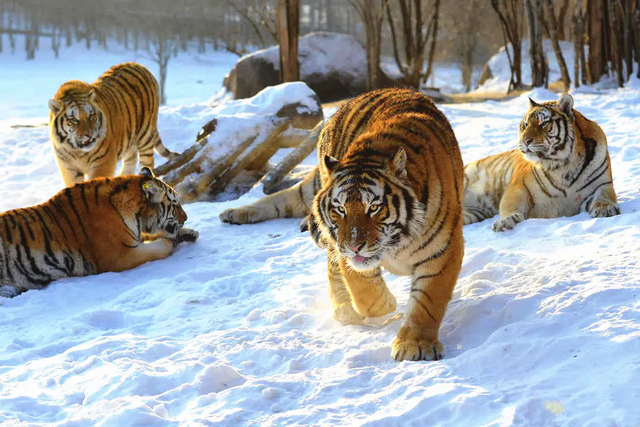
[463,93,620,231]
[0,167,198,298]
[221,88,465,361]
[48,62,179,188]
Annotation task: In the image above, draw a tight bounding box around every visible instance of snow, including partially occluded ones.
[2,37,640,426]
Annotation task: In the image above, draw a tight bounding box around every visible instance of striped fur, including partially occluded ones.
[48,62,178,188]
[463,93,620,231]
[0,167,197,298]
[222,88,464,361]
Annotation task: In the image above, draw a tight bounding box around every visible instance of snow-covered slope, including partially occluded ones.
[1,39,640,426]
[476,40,578,93]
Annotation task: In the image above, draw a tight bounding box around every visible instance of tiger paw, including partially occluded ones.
[391,336,444,361]
[299,217,309,232]
[177,228,199,243]
[492,213,525,232]
[333,303,365,325]
[364,288,397,318]
[219,207,258,225]
[0,285,20,298]
[589,201,620,218]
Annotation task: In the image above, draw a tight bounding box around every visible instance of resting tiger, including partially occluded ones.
[463,93,620,231]
[48,62,178,188]
[221,88,464,361]
[0,167,198,298]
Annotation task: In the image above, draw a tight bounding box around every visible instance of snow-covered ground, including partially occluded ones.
[1,38,640,426]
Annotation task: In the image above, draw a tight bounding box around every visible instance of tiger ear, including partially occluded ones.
[48,99,62,115]
[389,148,407,180]
[557,93,574,118]
[88,90,96,102]
[528,97,539,109]
[141,179,164,203]
[139,166,155,178]
[324,155,340,172]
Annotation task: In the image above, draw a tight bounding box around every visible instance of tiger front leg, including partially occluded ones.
[109,238,175,272]
[326,249,364,325]
[492,184,530,232]
[338,258,396,318]
[391,238,462,362]
[588,183,621,218]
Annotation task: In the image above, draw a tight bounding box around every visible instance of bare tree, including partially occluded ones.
[491,0,523,92]
[349,0,388,90]
[525,0,547,88]
[573,0,590,87]
[544,0,570,90]
[386,0,441,89]
[147,31,177,105]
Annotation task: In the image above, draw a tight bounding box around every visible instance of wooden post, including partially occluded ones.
[277,0,300,83]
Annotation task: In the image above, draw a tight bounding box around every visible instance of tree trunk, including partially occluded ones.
[423,0,441,85]
[588,0,606,83]
[277,0,300,83]
[573,0,587,87]
[609,0,624,86]
[525,0,546,87]
[544,0,571,90]
[621,0,633,82]
[556,0,571,40]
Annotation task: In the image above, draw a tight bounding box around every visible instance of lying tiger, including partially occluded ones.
[0,168,198,298]
[464,93,620,231]
[48,62,178,188]
[222,88,465,361]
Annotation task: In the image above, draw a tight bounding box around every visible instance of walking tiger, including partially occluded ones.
[222,88,465,361]
[48,62,178,188]
[0,168,198,298]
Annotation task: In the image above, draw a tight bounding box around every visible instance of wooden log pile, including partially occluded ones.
[153,94,323,203]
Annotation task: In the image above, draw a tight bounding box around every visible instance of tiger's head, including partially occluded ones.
[49,85,106,152]
[138,167,188,239]
[518,93,576,169]
[310,149,425,271]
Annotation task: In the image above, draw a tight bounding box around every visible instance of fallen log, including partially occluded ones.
[261,121,323,194]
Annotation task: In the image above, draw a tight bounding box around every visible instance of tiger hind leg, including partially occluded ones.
[121,150,139,176]
[219,167,319,225]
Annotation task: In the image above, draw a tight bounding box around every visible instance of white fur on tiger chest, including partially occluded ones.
[528,144,610,219]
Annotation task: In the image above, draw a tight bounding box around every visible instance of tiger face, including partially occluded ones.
[139,167,188,239]
[49,91,106,151]
[518,94,576,168]
[312,150,424,271]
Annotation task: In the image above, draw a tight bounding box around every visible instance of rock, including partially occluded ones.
[219,32,395,103]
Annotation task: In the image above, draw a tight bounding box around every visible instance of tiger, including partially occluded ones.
[463,93,620,231]
[221,88,465,361]
[0,167,198,298]
[48,62,179,188]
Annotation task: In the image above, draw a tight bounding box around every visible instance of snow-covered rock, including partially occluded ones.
[220,32,389,103]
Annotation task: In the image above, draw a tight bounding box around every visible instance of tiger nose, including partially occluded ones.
[346,242,364,252]
[521,138,533,147]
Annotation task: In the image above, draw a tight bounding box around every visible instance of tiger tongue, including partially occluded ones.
[354,255,366,263]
